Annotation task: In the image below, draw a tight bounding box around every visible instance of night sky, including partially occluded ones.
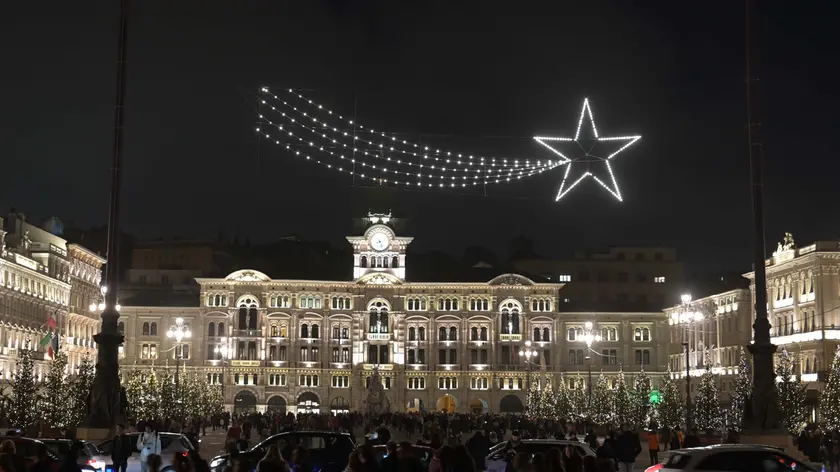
[2,1,838,274]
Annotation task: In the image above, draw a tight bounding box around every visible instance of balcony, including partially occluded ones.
[266,360,289,367]
[500,334,522,342]
[329,362,352,369]
[469,364,490,371]
[406,364,428,371]
[329,338,351,345]
[231,360,260,367]
[366,333,390,342]
[436,364,459,371]
[297,361,321,368]
[233,329,261,337]
[362,363,393,371]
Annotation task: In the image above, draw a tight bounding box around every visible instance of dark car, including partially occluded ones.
[208,431,355,472]
[0,436,64,472]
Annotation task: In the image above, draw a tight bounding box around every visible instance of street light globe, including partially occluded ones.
[98,302,106,311]
[693,312,704,322]
[115,304,121,311]
[524,340,532,348]
[176,317,184,325]
[167,330,174,338]
[595,334,602,342]
[89,303,97,312]
[584,321,593,329]
[518,350,525,356]
[681,293,692,304]
[184,329,192,338]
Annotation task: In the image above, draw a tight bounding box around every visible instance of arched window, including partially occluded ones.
[301,323,309,338]
[448,327,457,341]
[806,358,811,373]
[150,322,157,336]
[380,311,389,333]
[569,349,576,365]
[218,322,225,336]
[533,327,541,341]
[118,321,125,334]
[542,327,550,342]
[368,345,377,363]
[634,328,641,341]
[208,322,216,337]
[408,327,416,341]
[480,327,488,341]
[311,324,319,339]
[408,350,416,364]
[271,324,279,337]
[418,327,426,341]
[642,328,650,341]
[439,327,447,341]
[361,255,367,268]
[392,256,399,268]
[470,327,478,341]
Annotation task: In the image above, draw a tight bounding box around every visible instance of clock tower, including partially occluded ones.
[346,213,413,281]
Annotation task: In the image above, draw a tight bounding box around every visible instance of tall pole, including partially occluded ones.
[683,342,692,431]
[744,0,777,430]
[86,0,129,429]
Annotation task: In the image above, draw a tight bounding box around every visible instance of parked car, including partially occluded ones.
[98,432,195,472]
[41,439,109,472]
[485,439,596,472]
[0,436,64,472]
[208,431,356,472]
[646,444,817,472]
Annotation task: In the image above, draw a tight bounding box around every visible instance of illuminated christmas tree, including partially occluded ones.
[613,369,632,427]
[67,356,95,427]
[821,345,840,432]
[590,372,613,426]
[537,376,556,419]
[632,368,652,427]
[569,374,588,422]
[728,347,752,432]
[775,347,807,434]
[554,374,573,422]
[694,350,722,432]
[157,368,177,419]
[142,371,161,421]
[659,366,684,429]
[123,370,144,422]
[42,351,69,427]
[9,345,39,428]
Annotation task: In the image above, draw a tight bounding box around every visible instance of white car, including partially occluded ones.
[41,439,110,472]
[646,444,819,472]
[98,432,195,472]
[485,439,596,472]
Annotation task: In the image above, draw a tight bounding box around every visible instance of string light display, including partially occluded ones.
[256,87,641,200]
[533,98,641,202]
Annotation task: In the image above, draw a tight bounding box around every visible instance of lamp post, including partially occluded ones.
[214,338,230,410]
[519,340,539,410]
[582,321,602,409]
[672,293,704,431]
[167,317,192,404]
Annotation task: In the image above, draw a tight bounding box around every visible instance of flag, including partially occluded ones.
[39,310,58,359]
[50,334,59,359]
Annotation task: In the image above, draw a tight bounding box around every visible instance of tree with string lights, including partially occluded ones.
[42,351,70,428]
[632,368,652,427]
[590,372,614,426]
[821,345,840,432]
[659,366,684,430]
[728,347,752,432]
[569,375,588,423]
[613,369,632,427]
[694,350,721,432]
[67,357,95,427]
[537,376,556,419]
[554,374,573,423]
[775,347,807,434]
[9,345,39,429]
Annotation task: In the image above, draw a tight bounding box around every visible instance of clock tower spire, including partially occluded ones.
[347,212,413,281]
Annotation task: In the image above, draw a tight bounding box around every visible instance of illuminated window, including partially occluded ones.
[558,274,571,282]
[654,276,666,283]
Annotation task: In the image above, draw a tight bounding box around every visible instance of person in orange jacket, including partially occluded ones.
[647,429,660,465]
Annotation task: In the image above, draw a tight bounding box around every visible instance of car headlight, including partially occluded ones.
[209,457,226,469]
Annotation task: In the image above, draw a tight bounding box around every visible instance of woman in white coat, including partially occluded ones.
[137,425,162,472]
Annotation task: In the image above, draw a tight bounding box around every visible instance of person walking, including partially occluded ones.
[137,425,162,472]
[647,429,659,466]
[112,424,134,472]
[615,427,642,472]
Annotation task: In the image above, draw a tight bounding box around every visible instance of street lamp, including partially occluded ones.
[167,317,192,403]
[672,293,704,431]
[582,321,602,408]
[89,285,121,314]
[519,340,539,402]
[214,338,231,407]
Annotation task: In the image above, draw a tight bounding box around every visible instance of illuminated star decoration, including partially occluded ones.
[534,98,641,202]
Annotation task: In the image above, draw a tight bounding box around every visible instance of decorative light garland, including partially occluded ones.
[261,87,552,169]
[533,98,641,202]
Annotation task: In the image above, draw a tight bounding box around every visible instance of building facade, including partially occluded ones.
[119,215,670,414]
[664,289,752,404]
[744,235,840,420]
[0,213,103,379]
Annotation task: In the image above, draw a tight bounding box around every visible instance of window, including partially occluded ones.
[480,327,488,341]
[542,327,550,342]
[118,322,125,334]
[438,377,458,389]
[268,374,286,386]
[269,294,290,308]
[449,349,457,364]
[470,327,479,341]
[654,276,666,283]
[531,298,551,312]
[331,375,350,388]
[439,326,447,341]
[407,377,425,389]
[140,343,157,359]
[142,322,150,336]
[600,327,618,342]
[634,327,651,342]
[635,349,650,365]
[448,327,457,341]
[470,377,490,390]
[207,322,216,337]
[601,349,618,365]
[331,296,351,310]
[437,297,459,311]
[469,299,490,311]
[299,295,322,309]
[341,347,349,363]
[567,327,583,341]
[174,344,190,359]
[558,274,571,282]
[418,327,426,341]
[438,349,446,364]
[406,297,427,311]
[500,301,521,335]
[368,302,389,334]
[218,322,226,336]
[150,322,157,336]
[300,324,309,338]
[534,327,541,341]
[568,349,585,365]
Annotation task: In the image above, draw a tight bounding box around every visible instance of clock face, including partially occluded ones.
[370,233,390,251]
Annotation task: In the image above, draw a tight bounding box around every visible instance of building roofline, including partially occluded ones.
[67,243,106,264]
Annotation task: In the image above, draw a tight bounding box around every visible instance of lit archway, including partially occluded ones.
[267,395,287,415]
[234,390,258,415]
[436,394,457,413]
[297,392,320,413]
[499,394,524,413]
[406,398,425,413]
[330,397,351,415]
[469,398,489,414]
